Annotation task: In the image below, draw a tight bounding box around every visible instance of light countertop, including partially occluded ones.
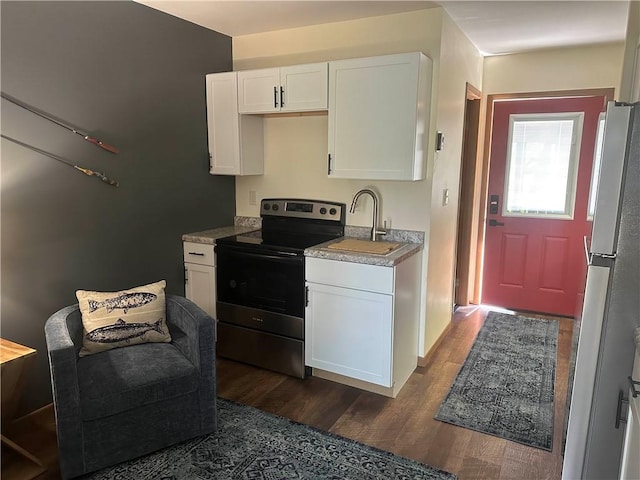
[182,226,258,245]
[183,220,424,267]
[305,237,423,267]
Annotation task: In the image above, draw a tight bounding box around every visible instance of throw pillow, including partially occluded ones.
[76,280,171,357]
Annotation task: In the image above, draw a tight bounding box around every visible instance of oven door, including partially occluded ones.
[215,244,305,320]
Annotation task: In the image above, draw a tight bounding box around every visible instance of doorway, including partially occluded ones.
[477,89,615,317]
[454,84,482,308]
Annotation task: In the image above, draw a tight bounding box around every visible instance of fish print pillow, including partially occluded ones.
[76,280,171,357]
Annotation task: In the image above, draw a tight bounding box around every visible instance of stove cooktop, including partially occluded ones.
[216,229,338,253]
[217,199,347,254]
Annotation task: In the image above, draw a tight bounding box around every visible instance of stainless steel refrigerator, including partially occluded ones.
[563,101,640,479]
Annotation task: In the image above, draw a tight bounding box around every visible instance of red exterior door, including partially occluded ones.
[482,96,605,316]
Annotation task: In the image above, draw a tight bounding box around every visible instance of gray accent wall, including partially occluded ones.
[1,1,234,412]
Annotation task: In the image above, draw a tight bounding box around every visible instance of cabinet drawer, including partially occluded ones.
[306,257,393,294]
[183,242,215,266]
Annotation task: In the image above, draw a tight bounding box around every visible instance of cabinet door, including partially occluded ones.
[305,282,393,387]
[206,72,241,175]
[328,52,430,180]
[237,68,280,114]
[206,72,264,176]
[185,262,216,319]
[281,63,328,112]
[620,396,640,479]
[620,349,640,479]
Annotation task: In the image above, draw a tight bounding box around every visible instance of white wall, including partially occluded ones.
[232,8,484,356]
[620,1,640,101]
[483,42,624,96]
[423,14,484,351]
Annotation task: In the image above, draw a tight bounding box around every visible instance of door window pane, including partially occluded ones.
[504,113,582,218]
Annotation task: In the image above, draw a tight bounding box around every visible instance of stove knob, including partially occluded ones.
[272,204,279,211]
[264,204,271,211]
[320,207,327,215]
[329,208,337,216]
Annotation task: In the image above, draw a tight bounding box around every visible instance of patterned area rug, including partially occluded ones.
[435,311,558,451]
[88,398,456,479]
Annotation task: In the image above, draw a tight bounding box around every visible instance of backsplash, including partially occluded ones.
[234,216,262,228]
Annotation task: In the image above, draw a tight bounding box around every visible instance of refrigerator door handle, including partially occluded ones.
[583,236,591,265]
[592,252,617,260]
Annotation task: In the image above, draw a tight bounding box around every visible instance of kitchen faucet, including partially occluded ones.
[349,188,387,241]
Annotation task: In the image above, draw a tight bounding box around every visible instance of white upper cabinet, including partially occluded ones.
[327,52,432,181]
[238,63,328,114]
[206,72,263,176]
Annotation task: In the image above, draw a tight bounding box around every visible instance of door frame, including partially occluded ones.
[474,88,615,304]
[454,82,482,306]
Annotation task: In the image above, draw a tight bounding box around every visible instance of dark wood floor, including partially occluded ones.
[2,306,572,480]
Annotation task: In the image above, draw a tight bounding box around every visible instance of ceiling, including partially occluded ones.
[136,0,631,56]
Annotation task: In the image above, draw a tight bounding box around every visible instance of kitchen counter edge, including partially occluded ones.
[182,226,258,245]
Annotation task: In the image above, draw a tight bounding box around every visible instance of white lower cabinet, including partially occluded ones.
[620,346,640,479]
[183,242,216,319]
[305,254,421,397]
[306,282,393,386]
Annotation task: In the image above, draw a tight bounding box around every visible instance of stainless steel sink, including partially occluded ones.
[326,239,402,255]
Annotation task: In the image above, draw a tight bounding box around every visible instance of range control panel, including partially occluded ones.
[261,198,345,223]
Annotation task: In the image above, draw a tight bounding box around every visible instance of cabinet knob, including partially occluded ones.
[280,86,285,107]
[274,86,278,108]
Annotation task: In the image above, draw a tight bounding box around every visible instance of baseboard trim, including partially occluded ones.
[12,403,54,424]
[311,368,399,398]
[417,321,453,368]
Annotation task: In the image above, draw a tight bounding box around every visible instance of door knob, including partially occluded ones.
[488,219,505,227]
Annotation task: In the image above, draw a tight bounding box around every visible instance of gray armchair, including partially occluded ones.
[44,295,217,479]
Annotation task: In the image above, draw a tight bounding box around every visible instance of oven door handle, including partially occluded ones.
[215,246,303,263]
